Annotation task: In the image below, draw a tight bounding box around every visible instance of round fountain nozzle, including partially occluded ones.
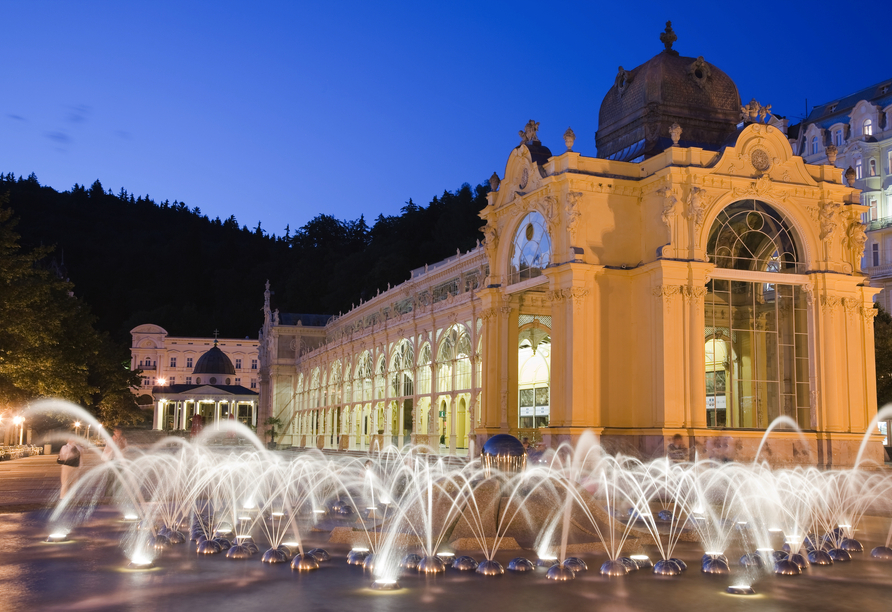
[630,555,652,569]
[291,553,320,571]
[600,559,628,576]
[261,548,288,563]
[668,558,687,571]
[545,564,575,581]
[453,555,479,571]
[127,558,155,570]
[617,557,638,571]
[870,546,892,560]
[399,553,421,570]
[196,540,222,555]
[507,557,535,572]
[563,557,588,573]
[346,549,370,565]
[652,559,683,576]
[225,545,252,560]
[370,579,400,591]
[840,538,863,553]
[774,559,801,575]
[308,548,330,562]
[807,550,833,566]
[787,553,809,570]
[362,553,377,573]
[436,552,455,567]
[152,534,171,550]
[537,556,559,567]
[166,530,185,544]
[701,557,730,575]
[739,552,764,567]
[417,555,445,574]
[726,584,756,596]
[46,533,68,543]
[476,559,504,576]
[828,548,852,563]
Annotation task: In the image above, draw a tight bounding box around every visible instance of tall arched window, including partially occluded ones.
[508,212,552,285]
[863,118,873,136]
[705,200,810,430]
[811,136,818,155]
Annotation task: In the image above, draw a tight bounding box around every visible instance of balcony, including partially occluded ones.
[867,263,892,281]
[138,363,157,371]
[867,217,892,232]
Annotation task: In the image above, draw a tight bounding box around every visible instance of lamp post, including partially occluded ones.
[13,416,24,446]
[74,421,82,437]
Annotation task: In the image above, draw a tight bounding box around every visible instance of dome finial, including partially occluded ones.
[660,20,677,55]
[213,328,219,346]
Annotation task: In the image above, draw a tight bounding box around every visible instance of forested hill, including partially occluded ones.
[1,173,489,343]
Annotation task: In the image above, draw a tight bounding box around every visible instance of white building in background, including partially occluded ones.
[790,78,892,311]
[129,324,260,394]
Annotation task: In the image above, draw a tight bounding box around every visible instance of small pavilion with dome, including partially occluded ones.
[151,340,259,432]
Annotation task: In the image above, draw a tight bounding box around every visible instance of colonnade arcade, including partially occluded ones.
[154,396,258,431]
[289,323,483,454]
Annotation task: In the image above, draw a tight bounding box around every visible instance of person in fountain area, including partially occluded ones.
[58,437,83,500]
[667,434,687,463]
[101,426,128,461]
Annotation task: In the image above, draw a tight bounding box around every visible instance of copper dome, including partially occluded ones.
[596,34,741,161]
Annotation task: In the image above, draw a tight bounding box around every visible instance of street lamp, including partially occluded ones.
[74,421,82,436]
[158,378,167,386]
[13,416,24,446]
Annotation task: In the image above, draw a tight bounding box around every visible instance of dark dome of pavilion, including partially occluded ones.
[596,23,741,162]
[193,345,236,376]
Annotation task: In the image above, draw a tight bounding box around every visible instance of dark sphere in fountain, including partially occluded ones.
[453,556,478,571]
[828,548,851,562]
[308,548,330,562]
[245,541,259,554]
[701,558,730,575]
[617,557,638,571]
[195,534,208,545]
[669,558,687,571]
[563,557,588,573]
[657,510,673,521]
[197,540,221,555]
[546,564,575,581]
[807,550,833,565]
[276,544,294,560]
[653,560,682,576]
[400,553,421,570]
[840,538,863,553]
[362,553,377,572]
[600,559,628,576]
[476,559,504,576]
[507,557,534,572]
[214,538,232,550]
[537,557,559,567]
[630,555,652,569]
[870,546,892,560]
[771,550,788,562]
[417,555,445,574]
[167,530,185,544]
[774,559,801,575]
[346,549,370,565]
[152,534,170,550]
[787,553,809,570]
[261,548,288,563]
[226,545,252,559]
[291,553,320,571]
[739,553,764,568]
[481,434,526,473]
[436,553,455,567]
[701,553,728,565]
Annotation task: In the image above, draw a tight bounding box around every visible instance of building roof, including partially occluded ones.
[802,78,892,130]
[192,344,236,375]
[152,384,258,396]
[596,27,741,161]
[279,313,332,327]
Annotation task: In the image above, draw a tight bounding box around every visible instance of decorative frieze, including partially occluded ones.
[653,284,706,304]
[546,287,589,307]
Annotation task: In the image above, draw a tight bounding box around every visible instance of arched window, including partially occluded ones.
[811,136,818,155]
[705,200,810,430]
[855,157,863,179]
[869,158,877,177]
[706,199,803,274]
[863,118,873,136]
[508,212,552,285]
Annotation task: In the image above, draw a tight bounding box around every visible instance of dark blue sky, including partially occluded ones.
[1,1,883,235]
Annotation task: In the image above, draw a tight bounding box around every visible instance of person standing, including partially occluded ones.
[58,438,82,500]
[101,426,128,461]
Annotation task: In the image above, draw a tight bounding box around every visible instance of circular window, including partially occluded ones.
[750,149,771,172]
[196,377,202,384]
[746,212,764,231]
[225,378,231,385]
[209,377,217,384]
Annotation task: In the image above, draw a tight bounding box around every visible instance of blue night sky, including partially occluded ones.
[1,0,884,236]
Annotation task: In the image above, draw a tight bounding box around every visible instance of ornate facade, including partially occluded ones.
[259,32,881,467]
